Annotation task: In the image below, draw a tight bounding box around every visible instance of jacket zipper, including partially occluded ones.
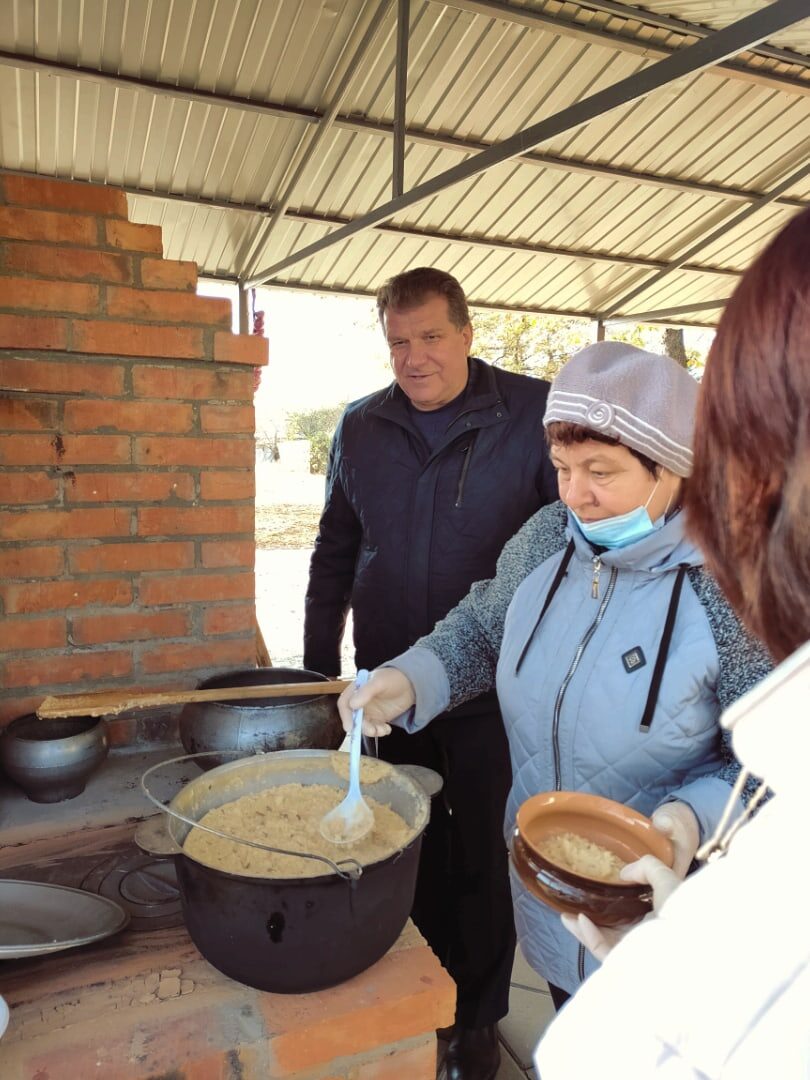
[591,554,602,599]
[455,440,474,507]
[577,944,586,983]
[551,566,618,789]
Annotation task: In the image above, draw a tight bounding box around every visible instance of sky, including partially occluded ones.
[197,282,392,434]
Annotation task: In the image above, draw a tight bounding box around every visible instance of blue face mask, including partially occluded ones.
[572,478,664,549]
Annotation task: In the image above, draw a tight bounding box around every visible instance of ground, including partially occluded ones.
[254,471,355,673]
[256,503,321,550]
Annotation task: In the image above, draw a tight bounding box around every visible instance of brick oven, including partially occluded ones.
[0,174,454,1079]
[0,173,266,735]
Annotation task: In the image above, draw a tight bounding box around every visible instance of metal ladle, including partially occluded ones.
[319,669,374,845]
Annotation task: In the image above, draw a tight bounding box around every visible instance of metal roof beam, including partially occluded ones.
[280,208,740,277]
[245,0,808,287]
[444,0,810,93]
[602,156,810,316]
[256,278,717,328]
[341,116,807,208]
[256,277,599,320]
[393,0,410,198]
[0,164,743,280]
[570,0,810,70]
[0,49,803,210]
[0,49,322,123]
[605,298,731,324]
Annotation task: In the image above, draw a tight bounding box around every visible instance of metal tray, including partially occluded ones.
[0,880,129,959]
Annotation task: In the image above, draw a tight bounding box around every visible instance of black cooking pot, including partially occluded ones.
[147,750,430,993]
[179,667,343,769]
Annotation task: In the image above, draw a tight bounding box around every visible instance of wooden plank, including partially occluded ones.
[36,680,352,719]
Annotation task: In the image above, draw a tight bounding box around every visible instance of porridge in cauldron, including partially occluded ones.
[537,831,627,883]
[183,782,412,878]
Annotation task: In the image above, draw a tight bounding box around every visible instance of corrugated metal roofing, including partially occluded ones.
[0,0,807,325]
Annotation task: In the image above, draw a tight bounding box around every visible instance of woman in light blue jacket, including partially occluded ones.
[338,341,770,1008]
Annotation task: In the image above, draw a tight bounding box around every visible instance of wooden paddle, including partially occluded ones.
[36,679,352,720]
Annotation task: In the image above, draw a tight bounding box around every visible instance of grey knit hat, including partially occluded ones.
[543,341,698,477]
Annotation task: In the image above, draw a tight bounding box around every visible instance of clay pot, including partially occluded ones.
[510,790,674,927]
[0,715,108,803]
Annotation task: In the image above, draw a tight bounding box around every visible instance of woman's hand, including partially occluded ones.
[561,854,682,962]
[337,668,416,738]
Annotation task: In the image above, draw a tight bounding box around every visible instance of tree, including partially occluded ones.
[472,309,592,380]
[472,309,706,379]
[662,327,688,368]
[286,403,347,474]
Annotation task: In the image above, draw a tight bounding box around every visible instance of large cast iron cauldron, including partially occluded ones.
[155,750,430,993]
[179,667,343,769]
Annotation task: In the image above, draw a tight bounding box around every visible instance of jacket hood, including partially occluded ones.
[566,506,703,573]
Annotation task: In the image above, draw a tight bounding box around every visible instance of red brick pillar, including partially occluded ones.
[0,174,268,732]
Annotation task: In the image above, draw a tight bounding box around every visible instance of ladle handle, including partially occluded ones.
[348,669,369,799]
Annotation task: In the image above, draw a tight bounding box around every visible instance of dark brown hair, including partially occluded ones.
[545,420,659,477]
[685,207,810,661]
[376,267,470,330]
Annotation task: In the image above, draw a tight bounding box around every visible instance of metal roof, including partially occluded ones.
[0,0,807,325]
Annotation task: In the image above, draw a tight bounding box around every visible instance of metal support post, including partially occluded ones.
[393,0,410,198]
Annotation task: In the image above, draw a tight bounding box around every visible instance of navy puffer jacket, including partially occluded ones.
[303,358,556,700]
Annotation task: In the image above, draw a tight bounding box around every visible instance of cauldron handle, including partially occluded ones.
[140,751,363,881]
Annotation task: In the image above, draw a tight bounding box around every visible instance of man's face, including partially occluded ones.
[383,293,472,411]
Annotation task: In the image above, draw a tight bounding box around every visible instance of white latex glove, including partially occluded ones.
[559,801,697,963]
[561,851,685,962]
[337,668,416,738]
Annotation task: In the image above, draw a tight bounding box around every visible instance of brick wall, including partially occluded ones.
[0,174,268,729]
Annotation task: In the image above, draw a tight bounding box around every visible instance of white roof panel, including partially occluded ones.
[0,0,806,325]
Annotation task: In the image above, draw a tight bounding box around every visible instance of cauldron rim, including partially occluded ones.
[175,834,418,885]
[189,666,333,710]
[164,748,431,881]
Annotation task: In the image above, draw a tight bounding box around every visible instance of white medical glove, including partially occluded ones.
[561,853,683,962]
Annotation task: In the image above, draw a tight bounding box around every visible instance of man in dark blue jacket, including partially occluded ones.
[304,268,555,1080]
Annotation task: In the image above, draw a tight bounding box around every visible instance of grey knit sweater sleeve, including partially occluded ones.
[410,501,569,709]
[687,568,773,800]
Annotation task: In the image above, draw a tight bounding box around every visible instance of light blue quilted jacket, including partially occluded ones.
[388,501,771,993]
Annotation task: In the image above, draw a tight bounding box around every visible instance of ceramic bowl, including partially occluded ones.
[0,714,108,803]
[510,790,674,927]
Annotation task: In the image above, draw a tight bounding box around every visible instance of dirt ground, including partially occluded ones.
[255,504,322,549]
[254,496,356,673]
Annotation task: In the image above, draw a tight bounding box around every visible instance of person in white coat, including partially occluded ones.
[534,205,810,1079]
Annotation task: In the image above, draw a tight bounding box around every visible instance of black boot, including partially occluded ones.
[443,1023,501,1080]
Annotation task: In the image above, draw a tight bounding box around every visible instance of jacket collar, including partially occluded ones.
[724,639,809,797]
[369,357,505,432]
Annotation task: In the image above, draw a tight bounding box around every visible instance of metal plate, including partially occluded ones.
[0,880,129,959]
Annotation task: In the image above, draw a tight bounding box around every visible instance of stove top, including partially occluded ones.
[0,819,184,933]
